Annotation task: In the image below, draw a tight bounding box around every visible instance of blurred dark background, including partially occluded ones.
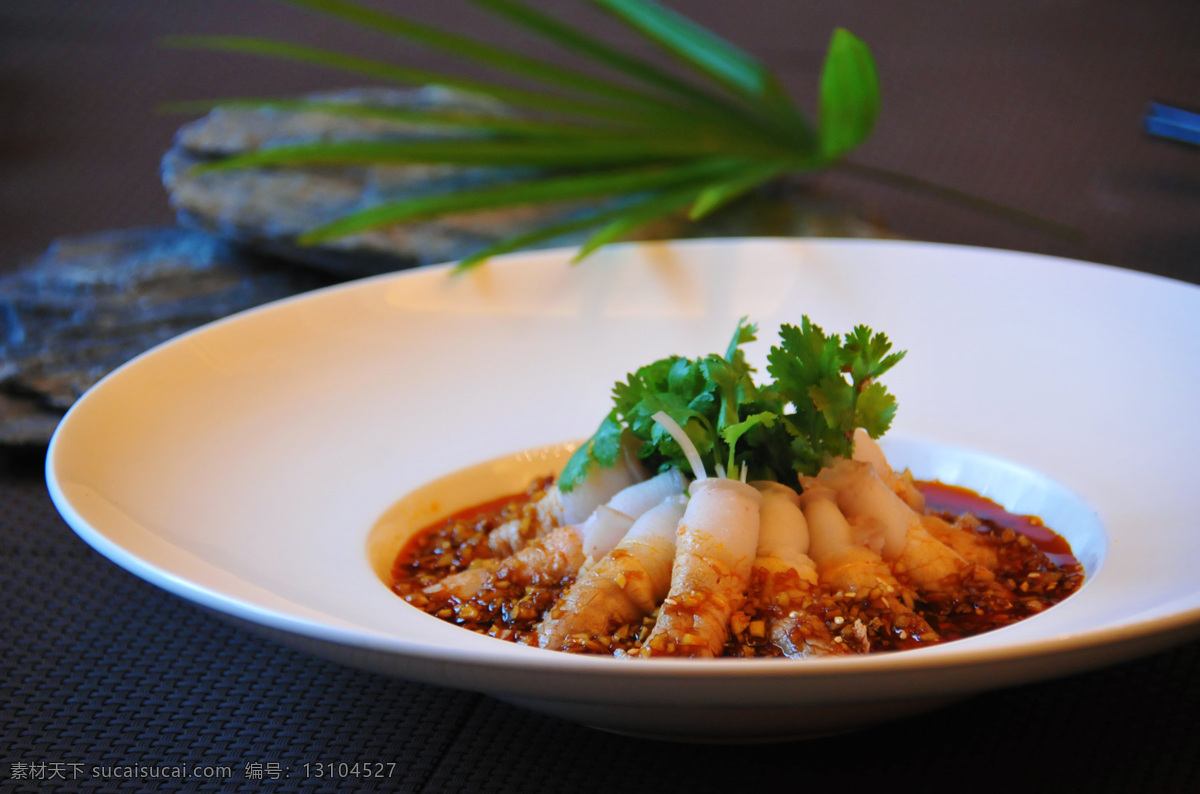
[2,0,1198,282]
[3,5,1200,791]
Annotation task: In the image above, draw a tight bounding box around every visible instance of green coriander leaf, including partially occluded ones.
[560,410,624,491]
[854,382,899,438]
[842,324,905,383]
[724,316,758,361]
[787,430,824,475]
[768,317,843,408]
[808,375,855,430]
[686,390,717,416]
[702,354,752,430]
[668,356,706,397]
[571,318,903,486]
[766,315,903,471]
[807,375,856,459]
[721,410,778,475]
[590,411,626,464]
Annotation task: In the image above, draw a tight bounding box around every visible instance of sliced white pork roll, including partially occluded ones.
[798,481,938,649]
[642,477,762,658]
[537,494,687,650]
[428,470,685,600]
[817,460,1014,607]
[749,482,844,658]
[553,436,648,526]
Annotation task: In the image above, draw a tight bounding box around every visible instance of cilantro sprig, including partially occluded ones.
[560,316,904,491]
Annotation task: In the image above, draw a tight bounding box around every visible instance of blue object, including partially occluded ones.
[1145,102,1200,146]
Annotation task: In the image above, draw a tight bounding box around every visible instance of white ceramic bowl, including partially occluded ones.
[47,239,1200,741]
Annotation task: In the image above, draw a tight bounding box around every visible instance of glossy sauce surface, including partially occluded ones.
[920,481,1078,565]
[392,477,1085,656]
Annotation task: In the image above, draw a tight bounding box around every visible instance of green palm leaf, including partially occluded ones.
[174,1,1075,266]
[571,186,704,262]
[165,36,645,122]
[818,28,880,160]
[192,136,790,173]
[298,158,749,243]
[592,0,813,142]
[161,98,644,138]
[455,184,702,270]
[275,0,704,115]
[468,0,760,126]
[171,1,896,266]
[688,161,796,220]
[592,0,778,104]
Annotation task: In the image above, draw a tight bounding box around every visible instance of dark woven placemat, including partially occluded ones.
[4,0,1200,789]
[4,451,1200,793]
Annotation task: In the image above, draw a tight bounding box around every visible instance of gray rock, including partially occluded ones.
[163,86,603,277]
[0,227,333,446]
[6,88,889,445]
[163,87,890,277]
